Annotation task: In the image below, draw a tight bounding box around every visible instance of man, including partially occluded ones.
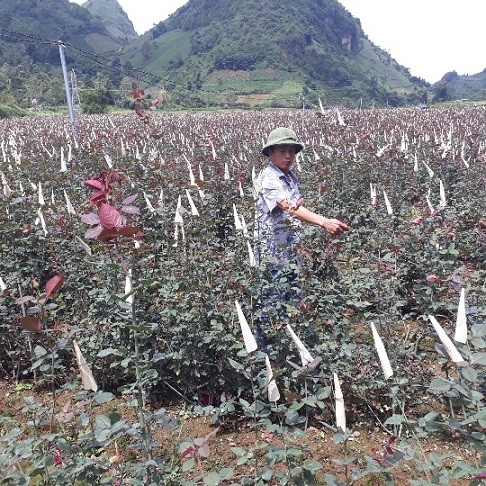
[255,127,349,350]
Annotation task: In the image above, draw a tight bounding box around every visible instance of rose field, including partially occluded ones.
[0,106,485,485]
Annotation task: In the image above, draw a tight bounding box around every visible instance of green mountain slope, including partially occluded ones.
[120,0,429,108]
[432,70,486,102]
[0,0,130,113]
[83,0,138,41]
[0,0,122,59]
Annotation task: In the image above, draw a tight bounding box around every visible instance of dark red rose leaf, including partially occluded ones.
[16,295,36,305]
[85,224,104,239]
[99,203,123,229]
[20,316,42,332]
[83,179,105,192]
[45,275,65,299]
[121,205,140,215]
[475,471,486,479]
[180,445,195,459]
[80,213,100,225]
[387,244,400,254]
[122,194,138,205]
[135,106,146,118]
[98,228,120,242]
[385,435,397,455]
[118,226,143,237]
[201,392,213,406]
[53,449,66,466]
[90,191,106,203]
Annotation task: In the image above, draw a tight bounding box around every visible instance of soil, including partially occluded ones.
[0,380,481,485]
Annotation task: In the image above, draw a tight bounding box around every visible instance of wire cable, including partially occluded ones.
[0,26,166,88]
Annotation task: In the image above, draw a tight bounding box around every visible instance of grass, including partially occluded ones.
[125,29,193,73]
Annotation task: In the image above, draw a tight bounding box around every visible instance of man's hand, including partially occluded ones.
[320,218,350,235]
[284,205,350,235]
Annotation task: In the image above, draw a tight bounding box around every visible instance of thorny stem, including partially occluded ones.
[248,361,260,481]
[89,396,96,456]
[365,401,394,435]
[274,402,295,484]
[444,365,455,419]
[397,400,432,483]
[303,370,309,432]
[131,298,151,462]
[18,282,37,385]
[49,352,56,433]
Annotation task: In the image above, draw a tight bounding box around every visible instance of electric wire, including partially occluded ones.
[0,26,166,89]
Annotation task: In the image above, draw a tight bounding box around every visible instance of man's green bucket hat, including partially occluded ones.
[261,127,304,156]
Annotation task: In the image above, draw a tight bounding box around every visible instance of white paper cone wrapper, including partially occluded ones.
[370,323,393,379]
[125,269,134,305]
[185,189,199,216]
[246,241,256,267]
[333,372,346,431]
[73,340,98,392]
[454,288,467,344]
[286,324,314,367]
[265,354,280,403]
[38,182,45,206]
[428,315,465,363]
[439,179,447,208]
[235,300,257,353]
[383,190,393,215]
[233,203,242,230]
[144,192,156,213]
[64,190,76,215]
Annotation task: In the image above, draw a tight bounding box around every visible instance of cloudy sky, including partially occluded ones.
[71,0,485,83]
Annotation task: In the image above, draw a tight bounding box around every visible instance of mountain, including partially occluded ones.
[82,0,138,41]
[0,0,122,57]
[119,0,429,108]
[0,0,129,112]
[432,70,486,103]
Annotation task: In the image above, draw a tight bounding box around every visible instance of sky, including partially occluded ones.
[70,0,485,83]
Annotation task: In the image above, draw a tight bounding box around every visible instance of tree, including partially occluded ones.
[432,82,451,103]
[81,87,113,114]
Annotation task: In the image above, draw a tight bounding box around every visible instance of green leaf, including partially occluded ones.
[303,459,322,471]
[384,414,406,425]
[182,458,195,472]
[218,468,234,480]
[228,358,243,370]
[94,392,115,404]
[428,378,451,392]
[98,348,122,357]
[471,354,486,366]
[94,414,112,429]
[460,366,478,382]
[231,447,247,457]
[203,472,221,486]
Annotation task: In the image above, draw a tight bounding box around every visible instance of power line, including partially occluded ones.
[0,27,166,88]
[65,42,164,87]
[0,27,57,45]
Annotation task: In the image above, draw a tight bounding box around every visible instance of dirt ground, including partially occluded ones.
[0,380,481,485]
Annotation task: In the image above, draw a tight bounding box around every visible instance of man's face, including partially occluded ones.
[268,144,297,175]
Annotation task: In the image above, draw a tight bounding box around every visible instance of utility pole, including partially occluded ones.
[70,69,81,114]
[58,41,78,147]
